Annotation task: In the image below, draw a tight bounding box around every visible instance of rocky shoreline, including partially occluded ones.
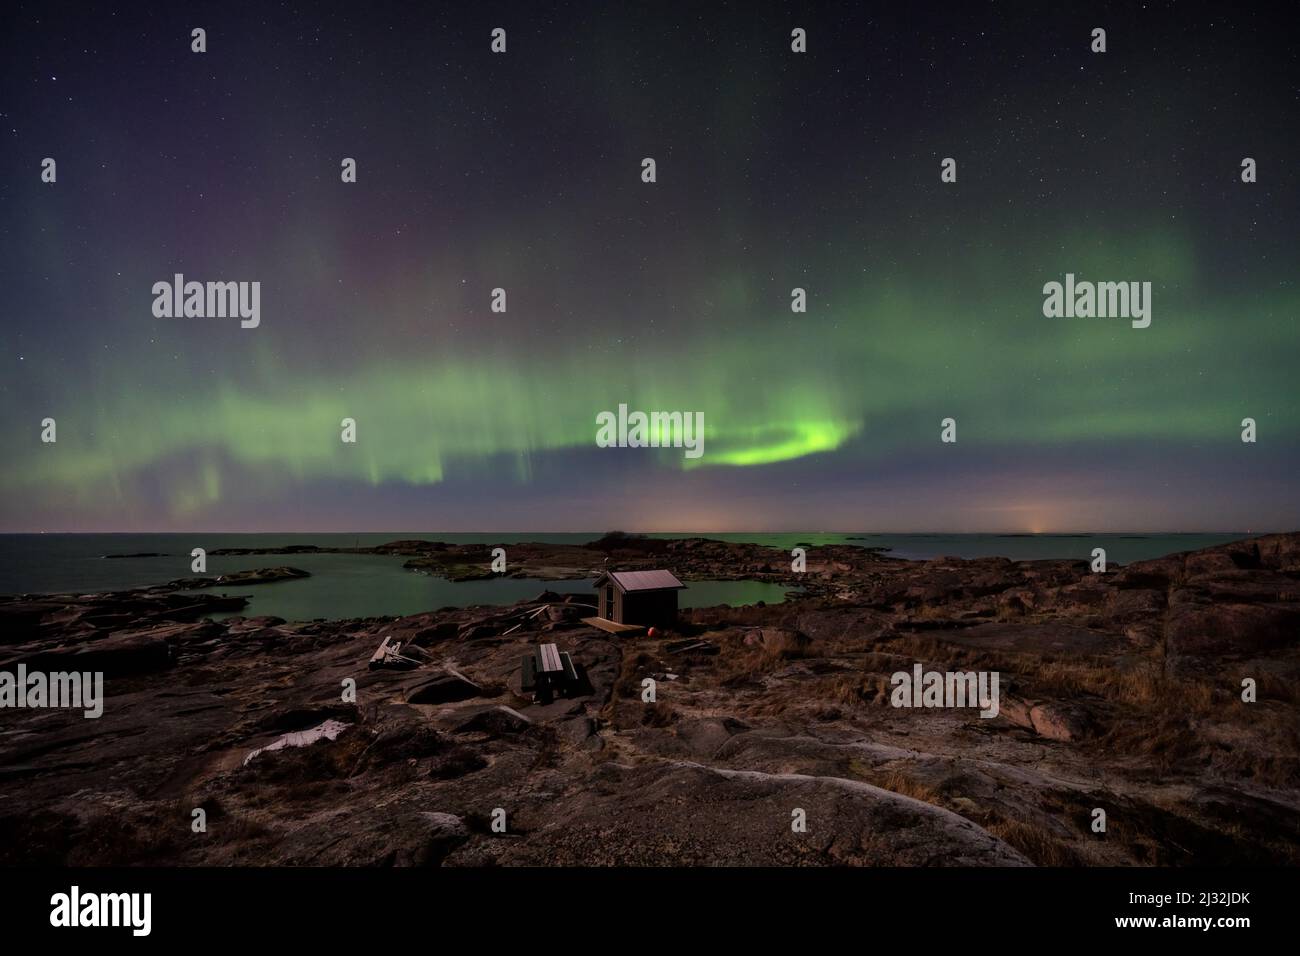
[0,533,1297,865]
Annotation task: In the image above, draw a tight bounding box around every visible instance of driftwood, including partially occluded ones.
[143,602,224,619]
[665,639,719,656]
[497,600,598,635]
[368,635,423,669]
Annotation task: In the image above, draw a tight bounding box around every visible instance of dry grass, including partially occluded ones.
[1252,670,1300,705]
[865,767,1094,867]
[1031,657,1216,714]
[824,672,893,708]
[875,769,942,805]
[985,819,1083,866]
[715,627,811,681]
[613,650,657,698]
[640,701,678,727]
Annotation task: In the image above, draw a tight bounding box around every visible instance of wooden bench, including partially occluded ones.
[520,642,579,702]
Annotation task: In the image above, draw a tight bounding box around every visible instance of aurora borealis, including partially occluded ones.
[1,2,1296,532]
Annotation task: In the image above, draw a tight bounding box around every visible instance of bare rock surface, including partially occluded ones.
[1,533,1298,866]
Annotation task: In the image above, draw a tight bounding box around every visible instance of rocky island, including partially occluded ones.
[0,533,1297,866]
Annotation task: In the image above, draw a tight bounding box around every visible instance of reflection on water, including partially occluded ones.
[677,579,801,610]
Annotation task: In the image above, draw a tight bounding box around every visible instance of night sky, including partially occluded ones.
[2,1,1296,533]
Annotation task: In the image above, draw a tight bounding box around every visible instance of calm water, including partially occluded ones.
[0,531,1257,621]
[188,574,802,623]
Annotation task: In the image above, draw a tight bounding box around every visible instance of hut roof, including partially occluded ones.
[594,569,686,592]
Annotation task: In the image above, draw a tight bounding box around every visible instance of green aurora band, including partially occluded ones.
[7,228,1296,523]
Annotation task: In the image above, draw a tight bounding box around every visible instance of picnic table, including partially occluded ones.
[520,642,579,704]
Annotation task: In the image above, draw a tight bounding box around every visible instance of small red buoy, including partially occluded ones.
[647,626,658,638]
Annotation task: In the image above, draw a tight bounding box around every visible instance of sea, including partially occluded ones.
[0,532,1258,622]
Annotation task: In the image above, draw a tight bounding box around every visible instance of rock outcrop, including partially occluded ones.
[1,533,1297,867]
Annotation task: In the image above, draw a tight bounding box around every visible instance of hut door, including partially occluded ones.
[605,585,615,619]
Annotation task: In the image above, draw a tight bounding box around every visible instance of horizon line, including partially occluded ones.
[0,528,1275,536]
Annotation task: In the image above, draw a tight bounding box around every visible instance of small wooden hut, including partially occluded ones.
[592,569,685,629]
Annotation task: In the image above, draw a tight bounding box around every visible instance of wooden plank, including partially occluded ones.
[580,616,645,636]
[560,651,579,684]
[665,639,719,656]
[520,654,537,692]
[368,636,392,668]
[539,642,563,673]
